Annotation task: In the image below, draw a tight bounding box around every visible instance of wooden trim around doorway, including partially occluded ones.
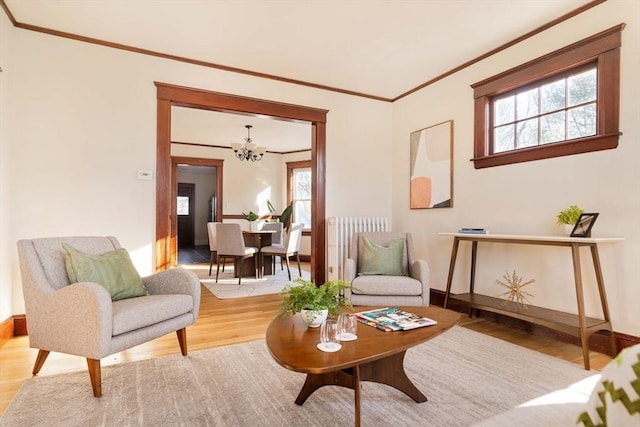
[156,82,328,285]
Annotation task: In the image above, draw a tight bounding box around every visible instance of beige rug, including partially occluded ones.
[0,326,597,427]
[186,262,310,299]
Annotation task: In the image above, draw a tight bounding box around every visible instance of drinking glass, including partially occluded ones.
[338,313,358,341]
[318,319,342,352]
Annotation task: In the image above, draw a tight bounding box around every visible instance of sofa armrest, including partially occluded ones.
[143,268,201,319]
[410,259,430,305]
[27,282,113,359]
[344,258,357,298]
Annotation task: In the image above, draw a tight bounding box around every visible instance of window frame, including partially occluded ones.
[286,160,312,230]
[471,24,623,169]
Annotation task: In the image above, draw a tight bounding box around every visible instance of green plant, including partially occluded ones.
[556,205,584,225]
[266,200,293,231]
[278,278,351,318]
[242,211,259,222]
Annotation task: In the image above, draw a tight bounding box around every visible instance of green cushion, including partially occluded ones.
[63,243,147,301]
[359,237,405,276]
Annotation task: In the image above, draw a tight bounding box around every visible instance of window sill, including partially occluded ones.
[472,133,620,169]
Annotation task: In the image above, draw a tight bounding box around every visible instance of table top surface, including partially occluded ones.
[266,306,460,374]
[439,232,624,244]
[243,229,276,234]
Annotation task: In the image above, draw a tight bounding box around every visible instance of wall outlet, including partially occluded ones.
[137,170,153,180]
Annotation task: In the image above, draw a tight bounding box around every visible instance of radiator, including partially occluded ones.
[327,217,389,280]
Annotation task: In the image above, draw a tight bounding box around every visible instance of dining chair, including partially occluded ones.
[207,222,233,276]
[214,223,258,285]
[261,222,284,246]
[260,223,303,280]
[261,222,284,270]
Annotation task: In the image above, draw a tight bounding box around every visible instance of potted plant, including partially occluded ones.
[279,278,352,327]
[557,205,584,235]
[267,200,294,231]
[242,210,260,231]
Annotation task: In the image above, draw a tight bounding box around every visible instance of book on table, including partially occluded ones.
[458,227,489,234]
[355,307,438,331]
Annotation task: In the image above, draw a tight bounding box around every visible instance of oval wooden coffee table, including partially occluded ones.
[266,305,460,427]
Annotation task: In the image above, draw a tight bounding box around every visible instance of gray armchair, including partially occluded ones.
[344,232,430,307]
[17,236,201,397]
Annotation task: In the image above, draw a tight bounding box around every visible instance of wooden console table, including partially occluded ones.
[440,232,623,370]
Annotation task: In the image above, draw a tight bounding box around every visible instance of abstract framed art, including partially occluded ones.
[410,120,453,209]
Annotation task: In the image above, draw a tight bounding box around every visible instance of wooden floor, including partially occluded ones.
[0,286,612,415]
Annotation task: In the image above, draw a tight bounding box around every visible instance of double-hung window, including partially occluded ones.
[471,25,623,169]
[287,160,312,230]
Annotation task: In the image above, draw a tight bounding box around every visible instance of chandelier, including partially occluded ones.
[231,125,266,162]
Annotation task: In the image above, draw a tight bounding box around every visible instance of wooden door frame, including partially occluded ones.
[173,156,224,249]
[155,82,328,285]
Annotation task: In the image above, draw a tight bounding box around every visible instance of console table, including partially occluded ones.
[440,232,623,370]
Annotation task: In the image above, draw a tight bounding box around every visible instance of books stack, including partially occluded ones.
[355,307,437,332]
[458,227,489,234]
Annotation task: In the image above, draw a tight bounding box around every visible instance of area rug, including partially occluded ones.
[190,263,310,299]
[0,326,597,427]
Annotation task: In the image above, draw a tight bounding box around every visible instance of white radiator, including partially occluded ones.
[327,217,389,280]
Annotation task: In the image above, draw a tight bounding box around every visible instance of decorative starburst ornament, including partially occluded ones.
[496,270,536,308]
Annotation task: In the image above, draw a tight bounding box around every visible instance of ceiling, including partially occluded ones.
[3,0,593,152]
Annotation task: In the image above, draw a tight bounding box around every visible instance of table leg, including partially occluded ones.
[353,365,361,427]
[294,351,426,410]
[295,370,355,405]
[444,237,460,308]
[590,245,617,357]
[469,241,478,317]
[571,243,590,370]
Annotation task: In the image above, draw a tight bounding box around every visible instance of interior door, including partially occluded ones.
[177,183,195,248]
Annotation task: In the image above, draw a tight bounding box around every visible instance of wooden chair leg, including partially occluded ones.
[215,254,221,282]
[285,255,292,281]
[296,253,302,277]
[209,251,215,276]
[86,358,102,397]
[32,349,50,375]
[238,257,243,285]
[255,254,259,278]
[176,328,187,356]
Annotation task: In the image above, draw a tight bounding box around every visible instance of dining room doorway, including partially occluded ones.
[155,82,328,285]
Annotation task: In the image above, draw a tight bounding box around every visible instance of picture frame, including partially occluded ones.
[409,120,453,209]
[570,213,599,238]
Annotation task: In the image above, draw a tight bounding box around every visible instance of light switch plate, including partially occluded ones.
[137,170,153,180]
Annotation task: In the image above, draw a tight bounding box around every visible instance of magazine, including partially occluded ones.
[355,307,438,331]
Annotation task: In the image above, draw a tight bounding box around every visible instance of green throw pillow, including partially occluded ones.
[359,237,405,276]
[63,243,147,301]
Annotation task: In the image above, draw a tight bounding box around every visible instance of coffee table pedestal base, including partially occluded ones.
[295,351,427,426]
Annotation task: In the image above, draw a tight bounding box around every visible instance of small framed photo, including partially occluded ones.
[570,213,599,238]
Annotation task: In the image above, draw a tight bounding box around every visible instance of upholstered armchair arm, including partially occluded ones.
[143,268,201,319]
[344,258,357,298]
[410,259,430,304]
[28,282,113,359]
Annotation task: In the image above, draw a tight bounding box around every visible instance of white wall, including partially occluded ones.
[0,11,12,323]
[392,0,640,336]
[4,21,393,315]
